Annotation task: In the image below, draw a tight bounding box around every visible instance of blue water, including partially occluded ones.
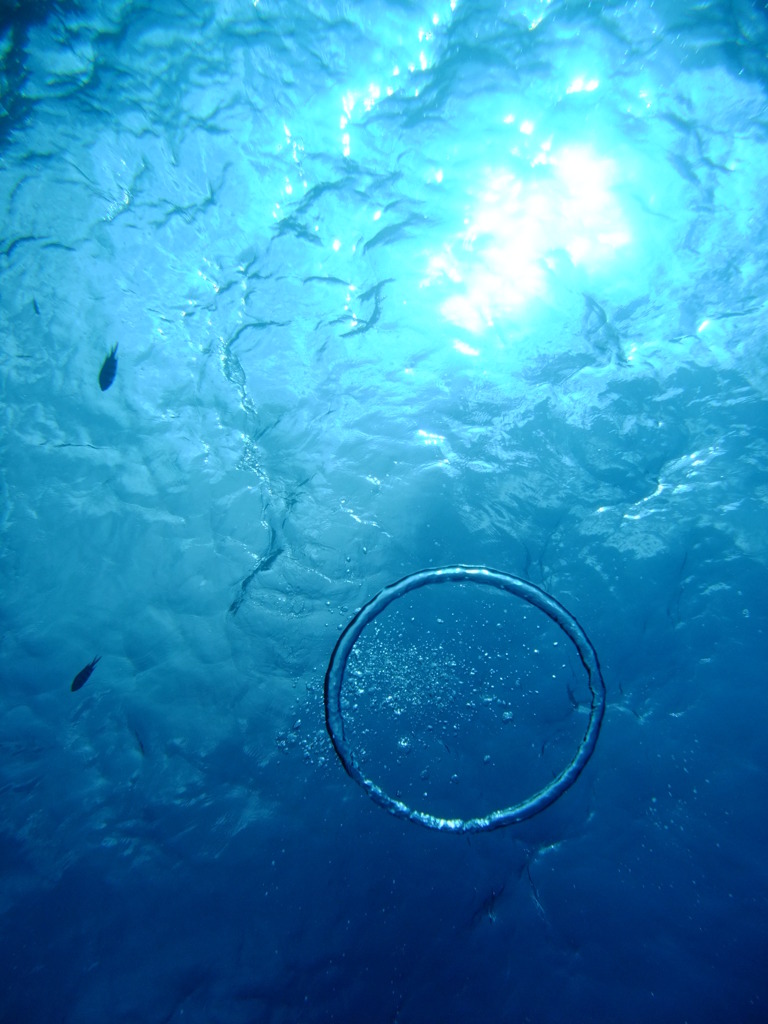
[1,0,767,1020]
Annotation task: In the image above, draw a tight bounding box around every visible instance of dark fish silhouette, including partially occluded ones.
[98,344,118,391]
[33,297,40,315]
[71,655,101,692]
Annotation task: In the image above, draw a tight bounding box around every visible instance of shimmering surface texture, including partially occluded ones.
[1,1,767,1021]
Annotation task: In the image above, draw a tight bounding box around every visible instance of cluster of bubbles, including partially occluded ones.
[324,567,605,833]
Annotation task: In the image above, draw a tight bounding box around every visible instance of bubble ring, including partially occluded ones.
[325,565,606,833]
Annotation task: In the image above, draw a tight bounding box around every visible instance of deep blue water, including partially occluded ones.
[1,0,767,1021]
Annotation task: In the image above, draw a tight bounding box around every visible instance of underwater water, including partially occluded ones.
[1,0,767,1020]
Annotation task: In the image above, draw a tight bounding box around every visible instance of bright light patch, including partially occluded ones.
[567,76,600,94]
[454,340,480,357]
[332,239,341,252]
[520,120,535,135]
[418,429,445,446]
[423,250,463,285]
[598,230,631,247]
[550,146,631,267]
[441,296,490,334]
[529,0,553,30]
[697,319,710,333]
[430,144,631,332]
[363,82,381,112]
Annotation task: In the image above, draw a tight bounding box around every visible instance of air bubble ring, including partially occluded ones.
[324,565,606,833]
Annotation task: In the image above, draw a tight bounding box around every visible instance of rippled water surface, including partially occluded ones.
[1,1,767,1021]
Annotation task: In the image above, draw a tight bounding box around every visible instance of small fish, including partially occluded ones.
[71,655,101,692]
[98,344,118,391]
[33,297,40,315]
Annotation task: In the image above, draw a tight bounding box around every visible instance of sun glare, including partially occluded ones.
[431,143,631,333]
